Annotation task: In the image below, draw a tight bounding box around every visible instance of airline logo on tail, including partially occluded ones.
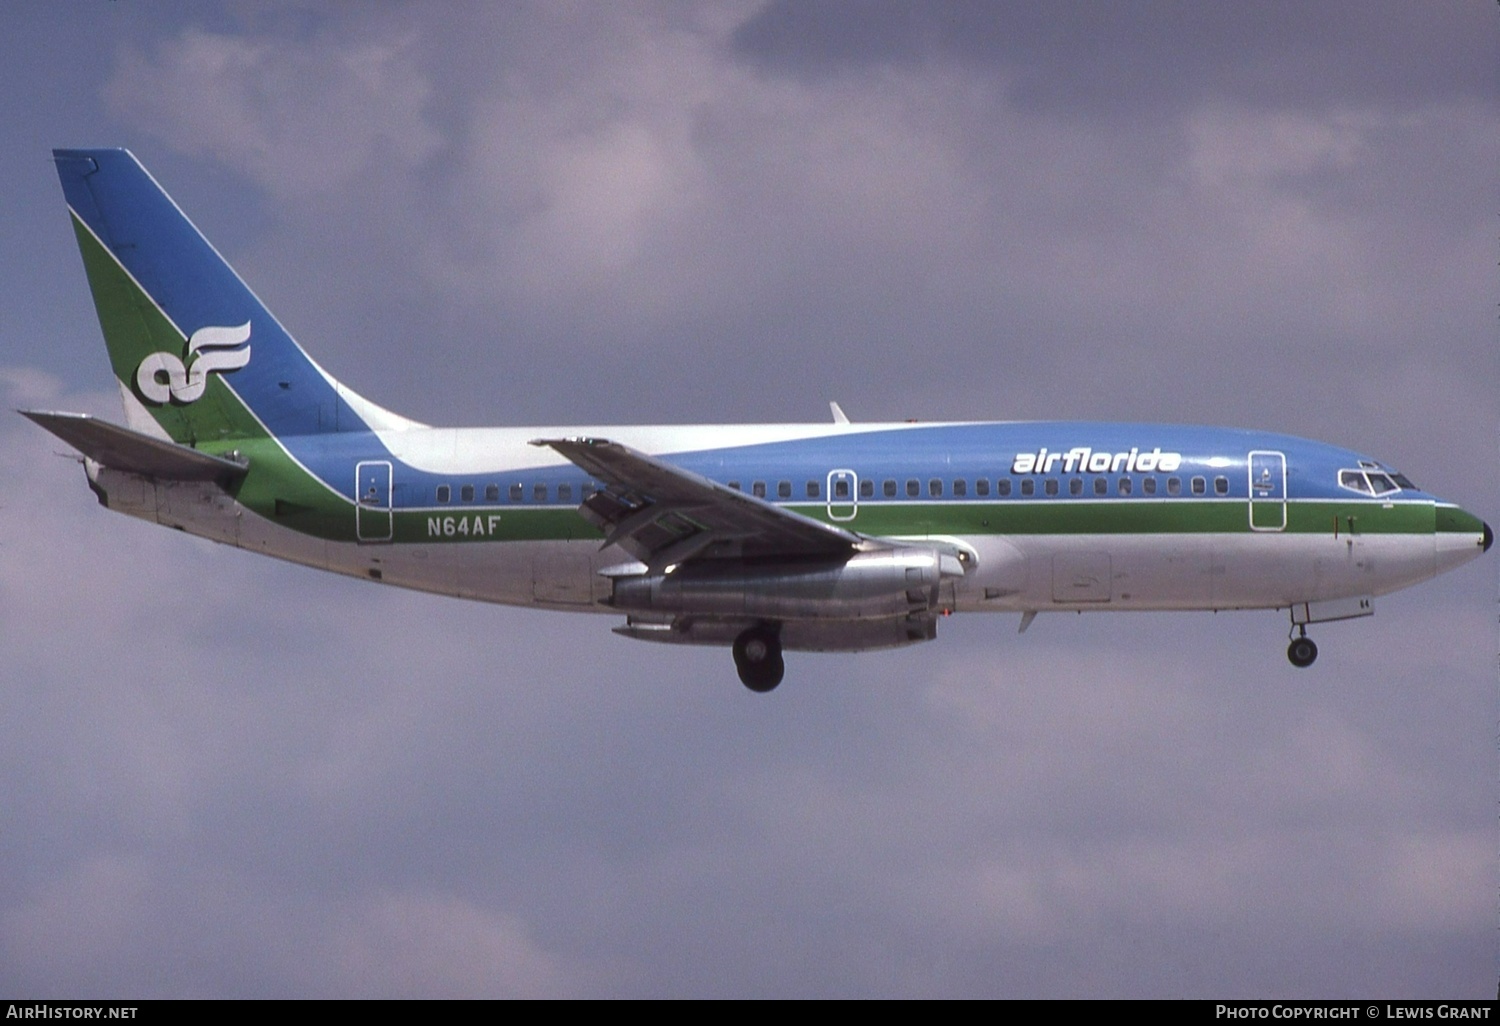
[135,322,252,404]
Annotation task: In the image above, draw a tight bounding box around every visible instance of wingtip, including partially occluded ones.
[19,409,91,425]
[532,436,594,447]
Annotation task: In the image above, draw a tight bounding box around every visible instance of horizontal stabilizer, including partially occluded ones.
[20,410,248,482]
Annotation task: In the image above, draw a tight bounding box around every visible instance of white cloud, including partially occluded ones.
[1186,107,1376,187]
[106,26,439,198]
[321,891,579,998]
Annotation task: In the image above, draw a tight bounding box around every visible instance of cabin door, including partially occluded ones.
[827,469,858,521]
[1248,451,1286,531]
[355,460,393,542]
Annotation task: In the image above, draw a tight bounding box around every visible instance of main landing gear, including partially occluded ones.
[733,625,784,693]
[1286,627,1318,668]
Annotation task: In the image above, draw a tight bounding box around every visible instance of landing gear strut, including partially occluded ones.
[1286,627,1318,668]
[733,625,784,693]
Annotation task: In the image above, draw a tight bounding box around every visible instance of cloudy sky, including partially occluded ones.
[1,0,1495,998]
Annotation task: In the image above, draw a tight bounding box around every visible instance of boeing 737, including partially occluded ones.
[25,149,1491,691]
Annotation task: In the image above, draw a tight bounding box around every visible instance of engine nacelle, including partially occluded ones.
[610,547,964,620]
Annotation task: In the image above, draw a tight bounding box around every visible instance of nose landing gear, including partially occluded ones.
[1283,597,1375,668]
[733,625,784,692]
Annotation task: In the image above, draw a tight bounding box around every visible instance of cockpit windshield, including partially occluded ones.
[1339,460,1415,497]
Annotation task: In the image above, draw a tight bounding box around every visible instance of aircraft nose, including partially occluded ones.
[1434,505,1490,568]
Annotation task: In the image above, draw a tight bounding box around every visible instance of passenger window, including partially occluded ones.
[998,479,1012,497]
[975,479,990,497]
[1068,478,1083,496]
[728,481,741,492]
[558,483,573,502]
[1044,479,1059,496]
[1142,477,1156,496]
[1190,476,1206,495]
[460,484,475,502]
[777,480,792,499]
[1094,477,1108,496]
[859,479,873,499]
[929,479,943,497]
[752,481,766,498]
[534,483,548,502]
[1118,477,1132,496]
[1214,476,1229,496]
[1166,477,1181,496]
[509,483,523,502]
[834,479,850,499]
[485,484,500,502]
[806,481,819,498]
[906,479,919,498]
[1020,479,1034,497]
[883,479,897,498]
[437,485,451,503]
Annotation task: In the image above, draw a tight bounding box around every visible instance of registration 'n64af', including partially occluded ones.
[27,149,1491,691]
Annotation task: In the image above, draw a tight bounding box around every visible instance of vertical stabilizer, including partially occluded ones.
[53,148,417,445]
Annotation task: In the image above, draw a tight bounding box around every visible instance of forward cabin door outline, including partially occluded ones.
[1248,450,1287,531]
[355,460,393,542]
[827,469,858,521]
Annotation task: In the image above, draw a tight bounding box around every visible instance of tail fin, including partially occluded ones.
[53,149,417,445]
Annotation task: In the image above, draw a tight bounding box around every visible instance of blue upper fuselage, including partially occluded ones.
[272,421,1440,510]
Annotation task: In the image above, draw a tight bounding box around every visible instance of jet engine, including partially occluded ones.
[609,547,965,620]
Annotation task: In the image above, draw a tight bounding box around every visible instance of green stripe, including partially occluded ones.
[793,499,1435,538]
[73,213,267,445]
[213,437,349,537]
[331,497,1438,547]
[1435,504,1485,535]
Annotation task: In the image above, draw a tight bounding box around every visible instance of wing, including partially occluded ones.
[21,410,249,482]
[530,436,861,571]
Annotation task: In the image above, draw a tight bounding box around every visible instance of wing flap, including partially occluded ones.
[20,410,248,482]
[532,436,860,569]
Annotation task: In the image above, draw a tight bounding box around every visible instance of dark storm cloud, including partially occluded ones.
[732,0,1495,115]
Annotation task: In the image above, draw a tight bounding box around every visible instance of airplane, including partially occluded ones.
[24,148,1491,692]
